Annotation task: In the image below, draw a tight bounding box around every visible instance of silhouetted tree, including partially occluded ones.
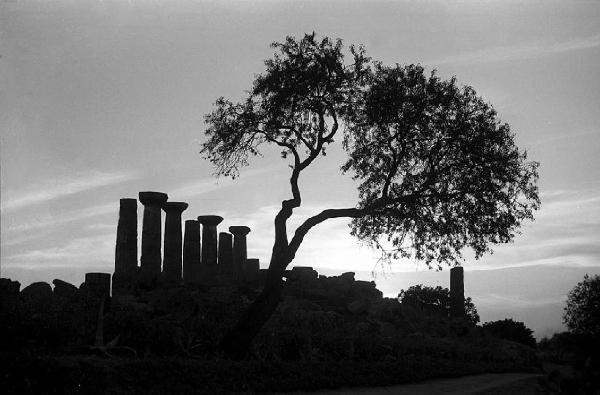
[398,284,480,325]
[564,274,600,336]
[482,319,536,348]
[201,33,539,358]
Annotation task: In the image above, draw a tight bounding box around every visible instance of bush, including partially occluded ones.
[398,284,480,325]
[482,319,536,349]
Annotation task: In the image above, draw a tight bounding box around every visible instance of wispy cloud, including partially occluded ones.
[3,233,114,269]
[2,203,116,246]
[2,171,137,213]
[168,167,272,200]
[430,33,600,65]
[525,129,600,148]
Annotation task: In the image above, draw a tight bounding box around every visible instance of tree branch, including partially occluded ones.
[287,207,367,258]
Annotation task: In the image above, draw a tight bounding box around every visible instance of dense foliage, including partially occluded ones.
[201,32,540,357]
[563,274,600,335]
[482,319,536,349]
[202,32,539,269]
[398,284,480,325]
[342,64,540,267]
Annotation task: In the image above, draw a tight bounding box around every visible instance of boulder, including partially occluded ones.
[0,278,22,312]
[288,266,318,282]
[21,281,52,302]
[340,272,355,283]
[52,279,78,298]
[0,278,21,294]
[346,299,368,315]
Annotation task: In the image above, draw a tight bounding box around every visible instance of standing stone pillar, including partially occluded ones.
[229,226,251,283]
[84,272,112,300]
[183,220,201,284]
[246,258,260,285]
[113,198,137,293]
[139,191,168,285]
[197,215,223,281]
[450,266,465,318]
[218,232,233,278]
[162,202,188,285]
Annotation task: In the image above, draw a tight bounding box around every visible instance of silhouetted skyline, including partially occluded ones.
[1,0,599,339]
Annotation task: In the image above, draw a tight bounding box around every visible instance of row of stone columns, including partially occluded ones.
[114,192,257,291]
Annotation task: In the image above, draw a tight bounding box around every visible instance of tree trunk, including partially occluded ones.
[219,265,286,359]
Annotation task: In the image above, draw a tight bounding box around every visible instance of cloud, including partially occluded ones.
[430,33,600,65]
[526,130,600,148]
[167,166,272,200]
[2,203,116,246]
[2,171,137,213]
[463,186,600,271]
[3,233,114,269]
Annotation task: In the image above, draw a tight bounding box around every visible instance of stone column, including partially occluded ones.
[113,198,137,292]
[84,272,112,299]
[197,215,223,280]
[183,220,201,284]
[139,191,168,284]
[229,226,250,282]
[218,232,233,278]
[450,266,465,318]
[162,202,188,285]
[246,258,260,284]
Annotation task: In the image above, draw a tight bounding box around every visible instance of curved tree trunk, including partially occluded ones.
[218,205,362,359]
[218,262,286,359]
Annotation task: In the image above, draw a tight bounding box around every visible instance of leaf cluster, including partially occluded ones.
[201,32,369,178]
[342,64,539,267]
[564,274,600,336]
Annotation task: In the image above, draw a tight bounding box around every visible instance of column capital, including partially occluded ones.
[197,215,223,226]
[162,201,189,214]
[139,191,168,206]
[229,225,251,236]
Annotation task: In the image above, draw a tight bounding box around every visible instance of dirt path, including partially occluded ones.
[275,373,543,395]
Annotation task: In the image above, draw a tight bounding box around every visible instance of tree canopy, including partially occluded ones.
[202,33,539,270]
[201,33,540,358]
[564,274,600,336]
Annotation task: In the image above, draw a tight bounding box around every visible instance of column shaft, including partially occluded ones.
[114,198,137,275]
[162,202,188,284]
[450,266,465,318]
[230,226,251,283]
[197,216,223,282]
[141,205,162,275]
[183,220,201,284]
[218,232,233,278]
[139,192,168,285]
[202,226,218,267]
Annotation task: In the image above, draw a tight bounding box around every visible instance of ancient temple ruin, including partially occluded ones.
[112,191,261,294]
[102,190,467,305]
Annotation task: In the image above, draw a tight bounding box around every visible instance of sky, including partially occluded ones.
[1,0,600,339]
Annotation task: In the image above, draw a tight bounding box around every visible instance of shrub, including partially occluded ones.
[398,284,480,325]
[482,319,536,348]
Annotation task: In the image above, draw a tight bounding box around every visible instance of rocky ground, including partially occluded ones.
[0,269,543,394]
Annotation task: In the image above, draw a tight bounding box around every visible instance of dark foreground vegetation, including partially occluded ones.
[0,271,542,394]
